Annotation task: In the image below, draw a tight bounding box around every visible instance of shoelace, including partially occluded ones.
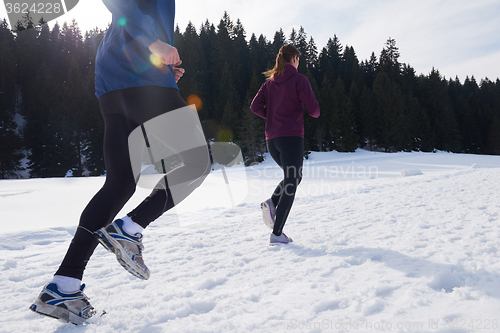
[79,291,96,316]
[135,233,145,252]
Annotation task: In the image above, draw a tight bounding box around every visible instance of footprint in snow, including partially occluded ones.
[198,277,228,290]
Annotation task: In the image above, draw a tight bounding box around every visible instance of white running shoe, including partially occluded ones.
[261,199,276,229]
[270,232,293,245]
[29,283,95,325]
[95,219,150,280]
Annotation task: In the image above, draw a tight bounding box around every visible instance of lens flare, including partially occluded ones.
[187,95,202,111]
[118,17,127,26]
[150,54,164,68]
[216,129,233,142]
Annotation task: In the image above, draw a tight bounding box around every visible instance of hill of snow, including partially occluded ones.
[1,150,500,332]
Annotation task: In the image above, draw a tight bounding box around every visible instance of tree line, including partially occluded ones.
[0,12,499,179]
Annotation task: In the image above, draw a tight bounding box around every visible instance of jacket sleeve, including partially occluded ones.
[250,84,267,119]
[102,0,159,48]
[298,76,320,118]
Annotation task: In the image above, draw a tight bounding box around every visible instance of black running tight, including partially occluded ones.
[55,86,210,280]
[267,136,304,236]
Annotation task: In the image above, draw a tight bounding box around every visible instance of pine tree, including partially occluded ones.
[271,29,286,55]
[419,69,461,152]
[233,19,251,101]
[361,52,378,89]
[349,81,364,148]
[36,21,51,66]
[306,37,319,70]
[238,72,265,165]
[303,71,321,151]
[212,12,235,83]
[15,14,38,107]
[199,20,216,119]
[218,62,240,141]
[0,111,24,178]
[372,71,403,151]
[211,13,239,124]
[319,75,335,151]
[411,96,435,152]
[331,78,358,152]
[400,64,418,95]
[379,37,400,80]
[176,22,204,104]
[360,86,377,150]
[62,57,86,176]
[47,22,63,76]
[0,20,23,178]
[341,46,360,93]
[81,27,105,176]
[295,27,308,74]
[3,13,500,173]
[396,94,419,151]
[318,35,343,84]
[250,33,270,79]
[486,116,500,155]
[288,28,297,45]
[449,77,479,153]
[26,63,71,177]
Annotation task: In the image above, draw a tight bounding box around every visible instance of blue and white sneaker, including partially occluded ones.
[95,219,150,280]
[261,199,276,229]
[29,283,95,325]
[270,232,293,245]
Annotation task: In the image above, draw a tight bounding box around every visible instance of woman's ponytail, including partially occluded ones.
[264,44,301,80]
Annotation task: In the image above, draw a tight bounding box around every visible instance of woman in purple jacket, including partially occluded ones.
[251,44,320,245]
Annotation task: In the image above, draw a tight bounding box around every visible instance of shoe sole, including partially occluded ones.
[95,229,150,280]
[269,234,293,246]
[29,299,87,325]
[261,202,275,229]
[269,241,291,246]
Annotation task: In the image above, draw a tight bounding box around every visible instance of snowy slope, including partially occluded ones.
[1,150,500,333]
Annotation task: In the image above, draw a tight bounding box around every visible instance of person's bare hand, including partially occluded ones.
[173,60,185,83]
[148,40,180,65]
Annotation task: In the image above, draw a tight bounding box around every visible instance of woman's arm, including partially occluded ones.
[250,85,268,119]
[298,77,320,118]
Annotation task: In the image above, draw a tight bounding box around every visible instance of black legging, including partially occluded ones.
[55,86,210,280]
[267,136,304,236]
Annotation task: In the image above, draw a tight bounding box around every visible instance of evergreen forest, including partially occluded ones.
[1,12,499,179]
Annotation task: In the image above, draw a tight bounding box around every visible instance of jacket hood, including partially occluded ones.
[271,63,297,83]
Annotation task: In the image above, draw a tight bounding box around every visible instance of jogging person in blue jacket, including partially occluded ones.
[251,44,320,245]
[30,0,210,324]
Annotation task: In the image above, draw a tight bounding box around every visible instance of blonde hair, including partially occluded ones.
[263,44,301,80]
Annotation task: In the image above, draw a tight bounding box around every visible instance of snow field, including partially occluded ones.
[1,150,500,332]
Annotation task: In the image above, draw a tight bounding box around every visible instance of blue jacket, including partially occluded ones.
[95,0,178,98]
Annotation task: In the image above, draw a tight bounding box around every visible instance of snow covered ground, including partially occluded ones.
[1,150,500,333]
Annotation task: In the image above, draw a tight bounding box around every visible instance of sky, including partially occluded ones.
[1,0,500,82]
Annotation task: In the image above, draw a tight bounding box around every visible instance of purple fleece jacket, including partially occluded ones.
[250,64,320,140]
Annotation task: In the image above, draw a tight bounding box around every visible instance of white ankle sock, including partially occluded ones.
[121,215,144,235]
[51,275,81,294]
